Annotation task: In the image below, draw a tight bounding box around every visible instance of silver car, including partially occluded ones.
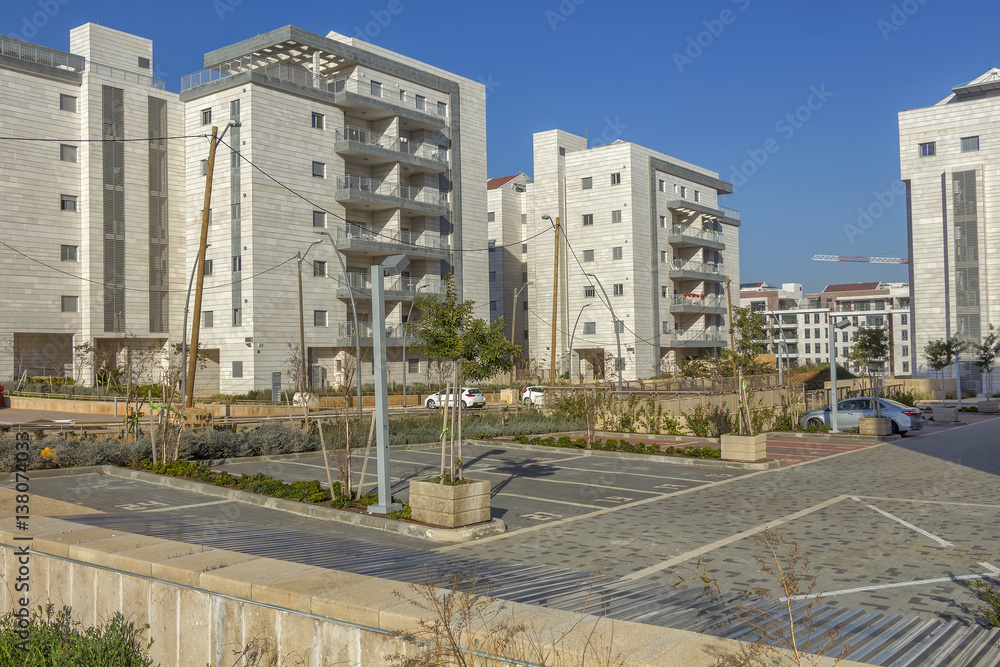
[799,397,924,435]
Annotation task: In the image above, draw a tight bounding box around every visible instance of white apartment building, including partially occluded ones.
[524,130,741,382]
[900,68,1000,392]
[1,24,487,395]
[487,174,531,358]
[0,25,186,386]
[741,281,912,376]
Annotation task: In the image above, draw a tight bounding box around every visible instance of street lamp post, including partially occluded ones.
[584,273,623,392]
[541,215,560,385]
[828,314,852,433]
[567,303,590,385]
[180,244,209,404]
[316,231,363,418]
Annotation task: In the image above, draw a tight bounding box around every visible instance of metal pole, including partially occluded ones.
[185,127,218,409]
[317,231,362,417]
[550,217,561,385]
[402,285,424,410]
[568,303,591,386]
[829,315,841,433]
[298,251,307,393]
[370,262,401,514]
[586,273,622,392]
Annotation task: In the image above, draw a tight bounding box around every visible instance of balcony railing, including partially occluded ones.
[670,225,725,241]
[337,224,451,252]
[338,322,404,340]
[338,273,446,297]
[721,207,740,221]
[0,36,84,71]
[669,327,727,344]
[336,175,449,208]
[672,294,725,309]
[88,61,165,90]
[668,260,725,275]
[335,126,447,164]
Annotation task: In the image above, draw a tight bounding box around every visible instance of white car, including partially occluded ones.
[521,386,546,405]
[425,387,486,409]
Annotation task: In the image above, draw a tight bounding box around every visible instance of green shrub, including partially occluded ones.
[0,605,153,667]
[885,388,927,408]
[682,404,731,438]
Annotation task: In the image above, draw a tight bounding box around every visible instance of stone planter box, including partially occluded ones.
[978,400,999,414]
[720,433,767,462]
[859,416,891,436]
[410,479,491,528]
[932,406,958,422]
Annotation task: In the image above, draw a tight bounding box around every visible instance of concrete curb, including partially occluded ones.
[767,432,900,443]
[467,439,779,471]
[15,464,505,543]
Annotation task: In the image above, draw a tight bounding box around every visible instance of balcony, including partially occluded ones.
[336,322,405,347]
[334,126,447,174]
[667,260,726,283]
[336,175,450,217]
[336,224,450,261]
[666,200,741,226]
[335,272,446,301]
[667,225,726,251]
[667,327,727,348]
[669,294,726,315]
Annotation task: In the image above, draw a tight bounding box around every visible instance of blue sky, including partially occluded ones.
[6,0,999,294]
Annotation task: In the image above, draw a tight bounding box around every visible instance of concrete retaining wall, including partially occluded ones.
[0,513,859,666]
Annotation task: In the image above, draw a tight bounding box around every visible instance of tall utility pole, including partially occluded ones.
[297,241,322,393]
[185,126,219,408]
[543,215,561,385]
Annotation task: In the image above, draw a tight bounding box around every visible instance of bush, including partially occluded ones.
[0,605,153,666]
[885,389,928,408]
[682,404,731,438]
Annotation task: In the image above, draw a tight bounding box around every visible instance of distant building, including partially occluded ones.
[899,68,1000,392]
[740,281,911,376]
[487,173,531,360]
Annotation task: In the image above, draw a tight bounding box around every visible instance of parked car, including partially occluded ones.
[798,397,923,435]
[521,386,546,405]
[425,387,486,409]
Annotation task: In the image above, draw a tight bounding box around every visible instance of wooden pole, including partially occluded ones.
[185,127,218,408]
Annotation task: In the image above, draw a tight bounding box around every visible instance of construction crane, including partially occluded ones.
[812,254,909,264]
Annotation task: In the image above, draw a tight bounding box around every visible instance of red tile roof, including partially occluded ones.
[487,175,520,190]
[821,282,882,293]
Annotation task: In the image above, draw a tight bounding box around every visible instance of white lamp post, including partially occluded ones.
[828,314,852,433]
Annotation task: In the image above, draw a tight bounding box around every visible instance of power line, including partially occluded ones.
[218,137,551,253]
[0,134,207,143]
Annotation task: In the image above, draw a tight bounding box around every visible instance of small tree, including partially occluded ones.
[725,306,770,434]
[924,337,962,402]
[848,325,889,417]
[972,324,1000,398]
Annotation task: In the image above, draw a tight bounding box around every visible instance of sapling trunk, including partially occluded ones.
[439,383,449,482]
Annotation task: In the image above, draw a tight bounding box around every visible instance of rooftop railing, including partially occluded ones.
[88,61,165,90]
[0,36,84,71]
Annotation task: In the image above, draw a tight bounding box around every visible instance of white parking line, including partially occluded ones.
[141,499,234,513]
[850,497,954,547]
[443,468,661,495]
[496,493,603,509]
[781,566,1000,601]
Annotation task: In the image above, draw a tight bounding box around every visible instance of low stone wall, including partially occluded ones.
[0,513,859,666]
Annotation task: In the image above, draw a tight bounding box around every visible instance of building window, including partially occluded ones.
[60,245,78,262]
[437,101,447,116]
[313,211,326,228]
[583,250,594,262]
[415,95,426,110]
[584,286,595,298]
[825,343,829,353]
[658,179,664,192]
[232,256,241,272]
[521,243,527,253]
[902,345,909,356]
[559,147,566,156]
[59,94,77,112]
[138,56,150,69]
[312,161,325,178]
[901,329,908,341]
[231,203,240,220]
[312,112,324,129]
[408,358,419,373]
[611,210,622,224]
[583,322,596,335]
[521,214,527,225]
[230,99,240,116]
[490,300,497,311]
[523,300,528,311]
[314,310,328,326]
[489,271,496,282]
[661,286,668,297]
[900,314,908,325]
[694,190,700,202]
[673,184,679,194]
[679,186,687,198]
[814,328,820,338]
[615,321,625,333]
[814,313,820,324]
[60,295,78,312]
[201,159,209,176]
[232,361,243,378]
[660,251,668,263]
[60,194,78,211]
[233,309,242,326]
[488,241,496,253]
[313,261,327,277]
[370,81,382,97]
[660,215,667,228]
[487,212,495,222]
[204,311,213,328]
[613,283,624,296]
[611,172,621,185]
[583,214,594,226]
[804,329,810,339]
[805,343,811,354]
[201,108,212,125]
[204,259,213,276]
[581,177,592,190]
[902,361,909,373]
[961,136,979,152]
[59,144,77,162]
[663,321,671,334]
[919,142,936,157]
[842,332,849,342]
[612,246,623,260]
